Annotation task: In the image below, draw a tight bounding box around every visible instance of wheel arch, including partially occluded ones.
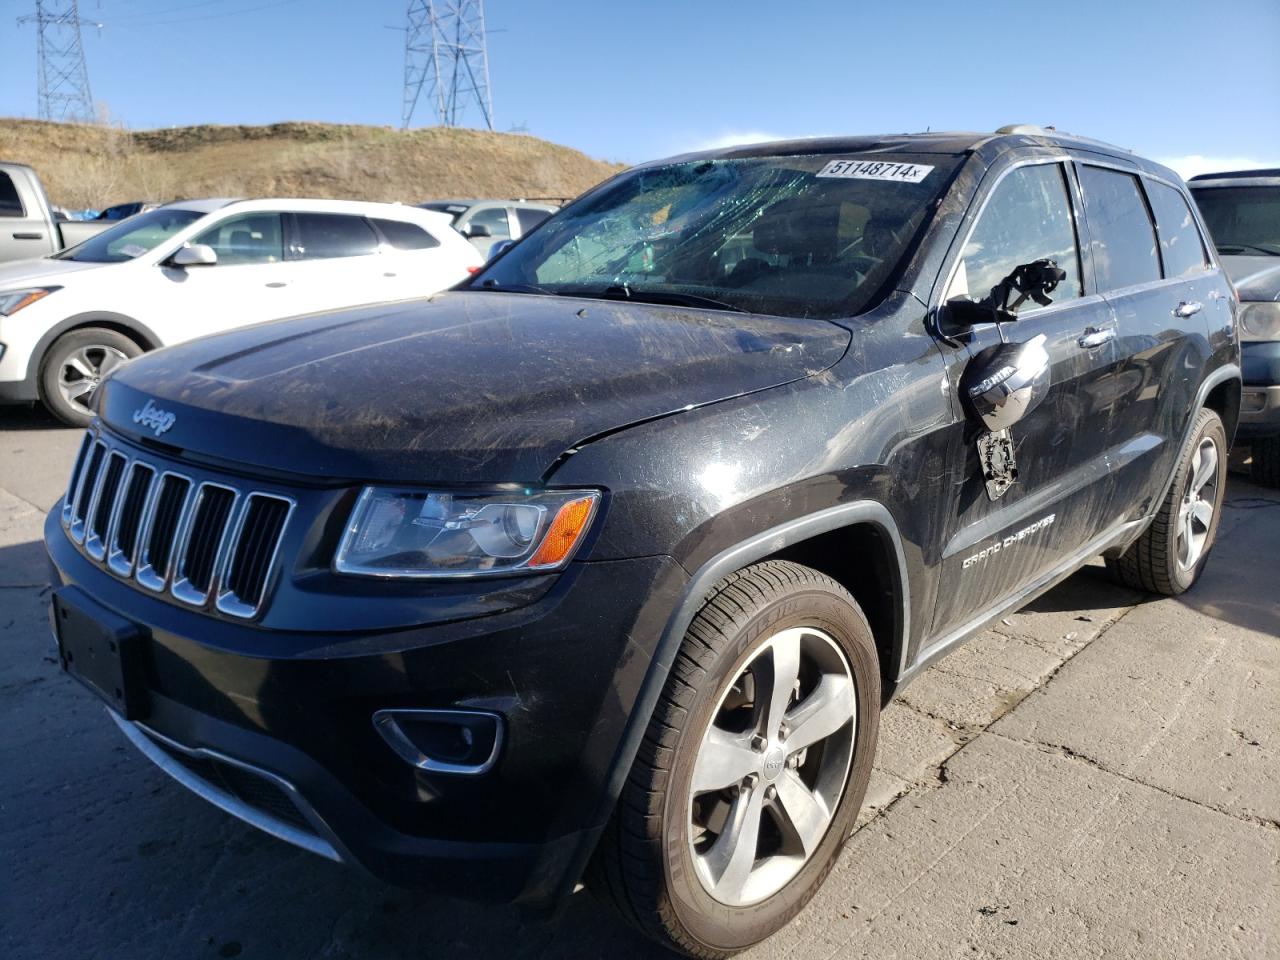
[27,311,161,383]
[563,501,910,902]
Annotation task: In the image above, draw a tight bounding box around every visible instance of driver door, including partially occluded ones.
[928,159,1126,639]
[153,211,304,343]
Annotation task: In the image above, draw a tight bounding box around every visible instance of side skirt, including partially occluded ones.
[889,517,1145,696]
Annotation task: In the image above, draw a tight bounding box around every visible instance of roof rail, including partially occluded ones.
[1189,168,1280,181]
[993,124,1132,154]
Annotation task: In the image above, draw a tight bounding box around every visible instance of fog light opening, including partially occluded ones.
[373,708,503,776]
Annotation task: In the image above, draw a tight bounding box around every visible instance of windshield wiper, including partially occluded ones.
[594,285,748,313]
[477,280,555,294]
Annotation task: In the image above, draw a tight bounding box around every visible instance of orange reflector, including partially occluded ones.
[467,266,482,274]
[528,495,597,568]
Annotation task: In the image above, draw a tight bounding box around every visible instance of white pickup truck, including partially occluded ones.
[0,162,112,264]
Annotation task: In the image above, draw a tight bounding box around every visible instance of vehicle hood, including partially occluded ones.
[0,255,106,289]
[98,292,851,483]
[1221,255,1280,302]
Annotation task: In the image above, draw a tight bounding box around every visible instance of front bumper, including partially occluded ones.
[46,507,686,905]
[1239,342,1280,440]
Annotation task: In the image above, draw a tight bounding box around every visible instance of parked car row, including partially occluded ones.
[40,125,1248,957]
[1187,169,1280,484]
[0,192,483,424]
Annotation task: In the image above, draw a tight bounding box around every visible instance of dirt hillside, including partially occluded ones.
[0,119,624,210]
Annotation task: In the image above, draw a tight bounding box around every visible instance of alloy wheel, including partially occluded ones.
[687,626,856,907]
[57,345,128,414]
[1177,437,1219,571]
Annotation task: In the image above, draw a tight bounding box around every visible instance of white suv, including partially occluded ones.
[0,198,482,424]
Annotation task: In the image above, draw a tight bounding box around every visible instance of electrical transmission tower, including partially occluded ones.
[17,0,99,123]
[401,0,494,131]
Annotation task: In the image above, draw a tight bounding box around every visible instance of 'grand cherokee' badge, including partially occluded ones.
[132,399,176,437]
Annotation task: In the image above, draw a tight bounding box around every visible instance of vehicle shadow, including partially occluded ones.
[0,402,70,432]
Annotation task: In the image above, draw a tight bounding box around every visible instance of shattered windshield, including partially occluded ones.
[471,153,961,319]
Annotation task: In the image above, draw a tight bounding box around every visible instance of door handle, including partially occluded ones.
[12,232,44,240]
[1174,301,1203,318]
[264,281,288,288]
[1077,327,1116,349]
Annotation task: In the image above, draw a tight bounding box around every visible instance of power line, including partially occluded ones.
[402,0,494,131]
[17,0,98,122]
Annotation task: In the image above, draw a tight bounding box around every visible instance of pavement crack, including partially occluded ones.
[991,730,1280,832]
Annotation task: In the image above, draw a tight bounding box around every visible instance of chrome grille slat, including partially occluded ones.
[61,429,295,619]
[69,440,106,543]
[85,451,127,561]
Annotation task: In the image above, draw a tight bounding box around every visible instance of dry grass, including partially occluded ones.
[0,119,625,210]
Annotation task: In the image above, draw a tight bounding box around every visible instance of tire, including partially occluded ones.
[38,327,143,427]
[1251,436,1280,488]
[588,560,881,958]
[1106,407,1228,595]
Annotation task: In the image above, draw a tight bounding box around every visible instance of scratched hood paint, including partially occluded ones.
[99,291,850,483]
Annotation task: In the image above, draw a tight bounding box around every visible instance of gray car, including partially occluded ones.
[418,198,559,255]
[1189,169,1280,485]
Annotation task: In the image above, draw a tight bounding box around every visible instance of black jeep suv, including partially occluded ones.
[46,127,1239,957]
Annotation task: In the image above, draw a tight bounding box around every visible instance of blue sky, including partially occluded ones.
[2,0,1278,176]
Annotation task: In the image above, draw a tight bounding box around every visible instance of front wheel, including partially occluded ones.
[1106,407,1228,595]
[38,327,142,427]
[588,560,881,958]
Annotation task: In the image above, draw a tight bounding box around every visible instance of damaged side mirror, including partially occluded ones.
[943,258,1068,332]
[961,333,1051,433]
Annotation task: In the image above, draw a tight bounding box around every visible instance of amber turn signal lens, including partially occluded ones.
[527,495,597,568]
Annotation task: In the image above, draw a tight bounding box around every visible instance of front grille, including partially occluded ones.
[63,429,295,619]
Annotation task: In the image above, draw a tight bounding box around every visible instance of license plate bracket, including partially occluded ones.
[53,587,149,720]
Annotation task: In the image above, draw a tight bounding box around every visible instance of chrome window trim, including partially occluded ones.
[214,493,297,620]
[135,470,194,593]
[170,481,239,608]
[931,154,1079,314]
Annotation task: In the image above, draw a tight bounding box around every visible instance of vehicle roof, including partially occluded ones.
[420,199,559,209]
[649,127,1180,181]
[162,197,454,224]
[1188,169,1280,187]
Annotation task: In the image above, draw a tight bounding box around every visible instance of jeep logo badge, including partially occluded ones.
[132,399,176,437]
[762,748,785,781]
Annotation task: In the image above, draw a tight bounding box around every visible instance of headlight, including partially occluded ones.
[1239,302,1280,342]
[0,286,59,316]
[334,487,600,578]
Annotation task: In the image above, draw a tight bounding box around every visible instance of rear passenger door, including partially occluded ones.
[1075,165,1218,523]
[369,216,469,298]
[0,169,56,261]
[284,212,387,315]
[930,159,1126,638]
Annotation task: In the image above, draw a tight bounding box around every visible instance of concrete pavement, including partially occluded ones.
[1,402,1276,960]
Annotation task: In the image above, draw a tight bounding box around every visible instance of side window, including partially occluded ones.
[515,207,551,234]
[192,213,284,265]
[372,218,440,250]
[0,172,24,218]
[1146,180,1209,278]
[948,163,1083,307]
[1078,166,1161,290]
[467,207,511,241]
[292,213,380,260]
